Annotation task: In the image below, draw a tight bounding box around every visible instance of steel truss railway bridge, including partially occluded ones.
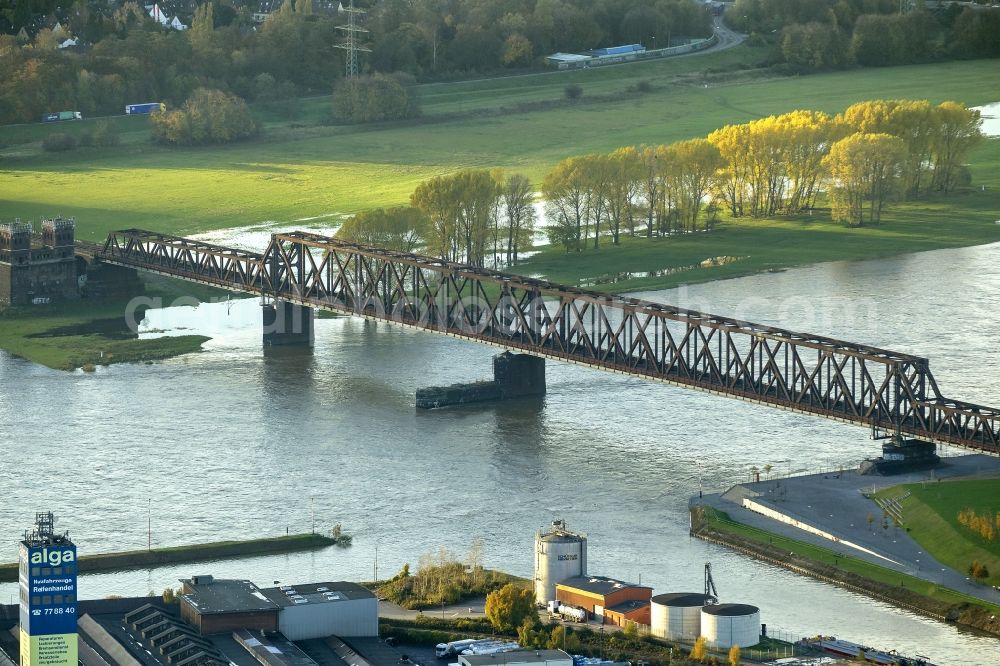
[96,229,999,454]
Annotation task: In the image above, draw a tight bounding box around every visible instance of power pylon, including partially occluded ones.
[335,0,371,79]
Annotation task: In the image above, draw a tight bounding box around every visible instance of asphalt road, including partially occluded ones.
[697,454,1000,606]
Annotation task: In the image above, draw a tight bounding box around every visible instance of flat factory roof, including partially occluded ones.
[258,581,375,607]
[461,650,571,666]
[606,600,649,614]
[182,579,279,615]
[557,576,650,597]
[545,52,592,63]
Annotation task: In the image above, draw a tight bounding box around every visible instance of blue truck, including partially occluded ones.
[125,102,166,115]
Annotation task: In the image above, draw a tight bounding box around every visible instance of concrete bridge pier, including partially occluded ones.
[262,300,314,346]
[416,351,545,409]
[493,352,546,398]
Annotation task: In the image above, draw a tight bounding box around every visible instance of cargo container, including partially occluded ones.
[126,102,166,115]
[42,111,82,122]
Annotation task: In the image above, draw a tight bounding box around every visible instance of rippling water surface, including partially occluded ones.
[1,242,998,663]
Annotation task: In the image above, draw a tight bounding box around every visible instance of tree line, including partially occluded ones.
[339,99,983,260]
[544,99,982,241]
[731,0,1000,72]
[337,168,536,268]
[0,0,712,125]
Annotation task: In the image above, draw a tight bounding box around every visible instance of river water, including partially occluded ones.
[1,242,999,663]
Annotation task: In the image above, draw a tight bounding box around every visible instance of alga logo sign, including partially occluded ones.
[29,548,76,567]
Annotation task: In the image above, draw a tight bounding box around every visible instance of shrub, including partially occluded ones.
[636,80,653,93]
[42,133,77,152]
[564,83,583,100]
[151,88,258,145]
[332,73,420,124]
[93,120,120,147]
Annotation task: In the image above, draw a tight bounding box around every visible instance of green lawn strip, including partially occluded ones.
[0,533,336,582]
[874,480,1000,586]
[702,506,1000,613]
[0,298,208,370]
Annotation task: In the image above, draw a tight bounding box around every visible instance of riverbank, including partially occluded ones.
[0,532,344,583]
[690,457,1000,636]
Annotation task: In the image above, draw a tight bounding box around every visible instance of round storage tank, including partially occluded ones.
[534,520,587,605]
[650,593,714,641]
[700,604,760,649]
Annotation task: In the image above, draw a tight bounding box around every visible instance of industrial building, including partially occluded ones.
[700,604,761,649]
[180,576,378,639]
[555,576,651,625]
[649,593,715,641]
[534,521,587,605]
[459,650,572,666]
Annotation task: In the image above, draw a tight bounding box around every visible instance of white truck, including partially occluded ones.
[435,640,479,659]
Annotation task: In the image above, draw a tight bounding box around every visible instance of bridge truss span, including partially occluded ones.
[99,229,999,453]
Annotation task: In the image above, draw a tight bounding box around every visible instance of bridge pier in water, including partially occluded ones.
[416,352,545,409]
[262,301,314,346]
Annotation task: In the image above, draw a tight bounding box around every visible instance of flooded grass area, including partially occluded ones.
[0,297,209,370]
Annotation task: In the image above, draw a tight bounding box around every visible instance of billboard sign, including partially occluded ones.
[19,544,78,636]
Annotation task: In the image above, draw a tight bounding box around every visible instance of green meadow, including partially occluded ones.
[875,479,1000,587]
[1,53,998,251]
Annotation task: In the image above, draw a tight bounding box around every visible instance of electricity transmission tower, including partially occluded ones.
[335,0,370,79]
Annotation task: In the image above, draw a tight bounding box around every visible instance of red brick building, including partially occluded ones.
[555,576,651,626]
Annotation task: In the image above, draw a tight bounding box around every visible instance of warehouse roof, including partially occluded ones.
[606,600,649,614]
[556,576,650,597]
[461,650,571,666]
[258,581,375,607]
[181,579,280,615]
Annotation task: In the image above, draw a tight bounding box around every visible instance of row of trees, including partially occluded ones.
[337,169,536,268]
[539,100,982,243]
[0,0,714,124]
[337,99,981,259]
[734,0,1000,72]
[957,507,1000,542]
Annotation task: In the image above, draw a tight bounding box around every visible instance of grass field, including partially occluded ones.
[699,505,1000,613]
[0,298,209,370]
[875,479,1000,587]
[1,55,998,248]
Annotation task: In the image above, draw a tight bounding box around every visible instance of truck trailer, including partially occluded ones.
[42,111,82,122]
[125,103,166,115]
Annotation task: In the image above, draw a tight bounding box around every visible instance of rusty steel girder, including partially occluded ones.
[100,228,999,453]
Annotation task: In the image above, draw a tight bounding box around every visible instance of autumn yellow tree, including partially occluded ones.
[823,133,906,227]
[485,583,536,633]
[690,635,708,661]
[336,207,430,253]
[728,644,741,666]
[606,146,643,243]
[929,101,983,194]
[661,138,724,231]
[543,156,590,251]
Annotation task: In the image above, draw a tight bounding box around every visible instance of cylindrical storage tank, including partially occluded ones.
[534,521,587,605]
[700,604,760,649]
[650,593,714,641]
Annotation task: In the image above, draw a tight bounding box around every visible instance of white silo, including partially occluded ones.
[700,603,761,649]
[650,593,714,641]
[533,520,587,605]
